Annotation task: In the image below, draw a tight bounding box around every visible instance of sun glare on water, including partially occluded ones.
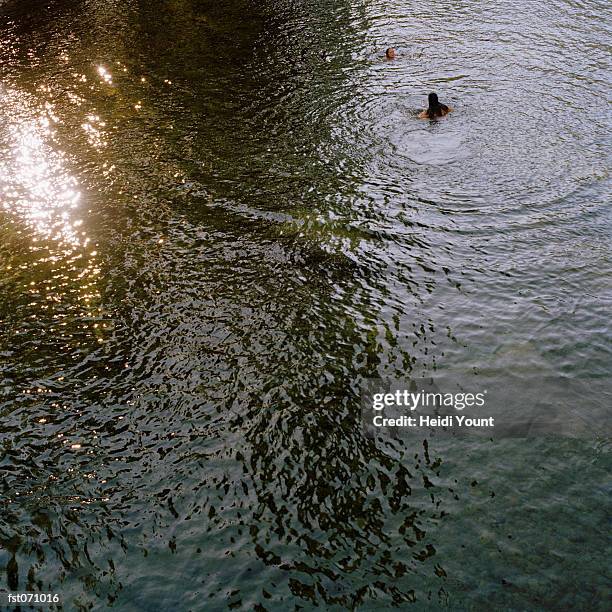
[0,88,83,247]
[0,87,104,320]
[97,64,112,84]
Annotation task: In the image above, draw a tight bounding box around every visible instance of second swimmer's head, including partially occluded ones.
[428,92,439,108]
[385,47,396,59]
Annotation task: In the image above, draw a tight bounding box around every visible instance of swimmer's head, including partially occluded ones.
[385,47,396,59]
[428,92,439,108]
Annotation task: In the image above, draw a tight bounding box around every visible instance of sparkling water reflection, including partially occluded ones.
[0,0,610,610]
[1,90,82,246]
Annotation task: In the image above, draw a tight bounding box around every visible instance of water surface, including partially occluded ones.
[0,0,610,609]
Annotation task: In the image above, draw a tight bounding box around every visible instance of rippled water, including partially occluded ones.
[1,0,610,609]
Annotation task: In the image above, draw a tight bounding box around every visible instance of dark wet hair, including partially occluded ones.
[426,92,448,118]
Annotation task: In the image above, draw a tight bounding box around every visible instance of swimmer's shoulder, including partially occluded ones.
[418,106,453,119]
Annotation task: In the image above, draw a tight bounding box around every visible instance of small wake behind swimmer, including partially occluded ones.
[395,91,463,165]
[389,127,468,167]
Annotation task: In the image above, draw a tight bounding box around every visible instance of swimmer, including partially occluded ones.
[385,47,396,60]
[418,92,452,119]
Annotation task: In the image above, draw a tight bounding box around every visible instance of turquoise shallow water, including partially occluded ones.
[0,0,610,609]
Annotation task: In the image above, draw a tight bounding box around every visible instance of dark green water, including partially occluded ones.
[0,0,610,609]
